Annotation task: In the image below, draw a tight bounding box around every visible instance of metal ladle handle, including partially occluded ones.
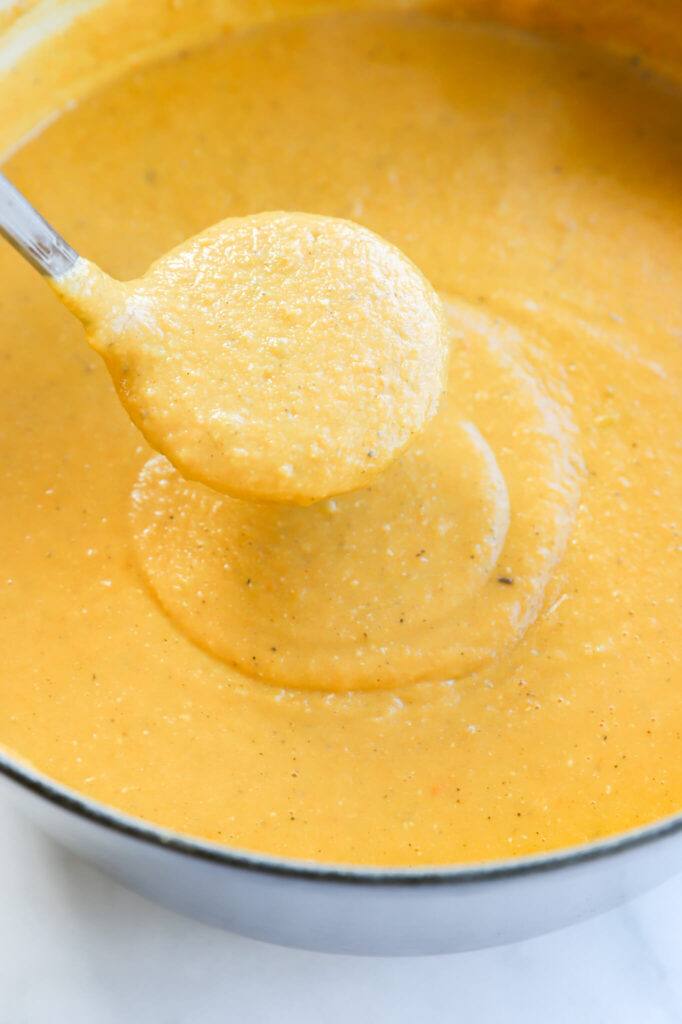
[0,170,79,277]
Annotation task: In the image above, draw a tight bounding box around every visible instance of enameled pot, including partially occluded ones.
[1,0,680,955]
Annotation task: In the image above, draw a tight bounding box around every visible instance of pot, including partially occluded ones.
[0,0,680,956]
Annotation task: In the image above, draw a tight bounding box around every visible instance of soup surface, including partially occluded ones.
[0,8,681,865]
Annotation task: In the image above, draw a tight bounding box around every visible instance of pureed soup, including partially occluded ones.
[0,0,681,866]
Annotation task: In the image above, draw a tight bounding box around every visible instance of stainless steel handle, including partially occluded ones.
[0,170,78,277]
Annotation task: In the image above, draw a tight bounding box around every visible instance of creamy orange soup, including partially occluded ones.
[0,3,681,865]
[54,212,445,505]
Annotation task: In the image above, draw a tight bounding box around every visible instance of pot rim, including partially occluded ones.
[2,747,681,886]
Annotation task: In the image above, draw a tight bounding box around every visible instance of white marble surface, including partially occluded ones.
[1,795,681,1024]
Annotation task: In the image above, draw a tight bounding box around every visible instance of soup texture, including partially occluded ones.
[54,212,446,505]
[0,7,681,865]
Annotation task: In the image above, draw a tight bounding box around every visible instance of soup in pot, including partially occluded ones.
[0,0,680,865]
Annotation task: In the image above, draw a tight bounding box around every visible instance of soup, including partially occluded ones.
[0,0,680,865]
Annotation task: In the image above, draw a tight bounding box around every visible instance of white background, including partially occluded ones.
[1,795,681,1024]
